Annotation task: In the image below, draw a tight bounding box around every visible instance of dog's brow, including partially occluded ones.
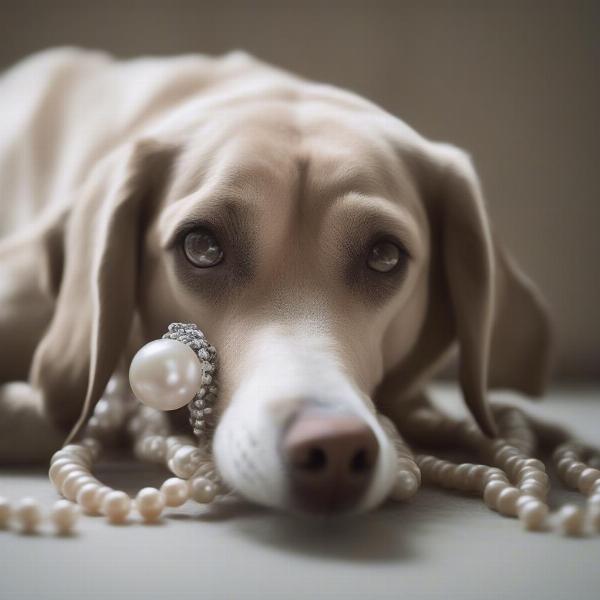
[334,192,421,254]
[161,195,257,249]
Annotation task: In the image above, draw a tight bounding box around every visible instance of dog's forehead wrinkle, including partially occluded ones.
[170,94,414,206]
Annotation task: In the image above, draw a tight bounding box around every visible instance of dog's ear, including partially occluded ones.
[30,139,178,442]
[384,143,551,436]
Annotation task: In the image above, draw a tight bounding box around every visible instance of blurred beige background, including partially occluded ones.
[0,0,598,381]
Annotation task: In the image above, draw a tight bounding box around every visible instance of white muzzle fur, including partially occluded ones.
[212,325,398,514]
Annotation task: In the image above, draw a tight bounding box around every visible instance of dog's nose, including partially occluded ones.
[282,411,379,513]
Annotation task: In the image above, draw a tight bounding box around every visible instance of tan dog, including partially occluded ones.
[0,48,551,514]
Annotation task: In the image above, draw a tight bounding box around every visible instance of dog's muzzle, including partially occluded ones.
[213,394,398,516]
[211,325,399,515]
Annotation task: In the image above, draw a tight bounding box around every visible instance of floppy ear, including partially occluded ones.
[30,139,178,442]
[382,143,552,437]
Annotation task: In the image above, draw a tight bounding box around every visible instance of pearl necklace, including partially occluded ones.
[37,382,419,529]
[0,323,598,537]
[404,406,600,535]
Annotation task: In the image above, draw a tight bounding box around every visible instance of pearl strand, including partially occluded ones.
[377,414,421,501]
[404,405,600,536]
[0,495,81,536]
[47,392,224,525]
[56,325,422,526]
[552,441,600,534]
[45,375,421,529]
[3,368,596,536]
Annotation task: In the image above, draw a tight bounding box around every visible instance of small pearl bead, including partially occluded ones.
[496,487,520,516]
[62,472,95,501]
[516,494,539,512]
[0,497,11,528]
[522,458,545,471]
[519,482,546,499]
[61,445,93,464]
[80,437,102,460]
[495,447,518,463]
[485,467,507,480]
[104,375,129,398]
[565,462,586,487]
[398,458,421,482]
[136,488,165,522]
[467,465,488,490]
[129,339,204,411]
[76,483,102,514]
[578,468,600,494]
[491,439,506,452]
[161,478,189,507]
[50,500,80,535]
[484,481,508,508]
[14,497,42,533]
[391,471,419,500]
[189,478,218,504]
[165,435,194,460]
[94,397,126,430]
[556,458,574,478]
[485,473,508,486]
[438,463,454,486]
[52,464,85,489]
[554,443,571,455]
[519,471,549,489]
[517,466,541,480]
[145,435,167,461]
[426,459,441,477]
[504,456,524,475]
[417,456,436,471]
[51,448,88,465]
[518,499,548,530]
[557,504,584,536]
[85,416,103,437]
[49,459,74,485]
[452,464,472,489]
[170,446,204,479]
[95,486,113,509]
[102,491,131,524]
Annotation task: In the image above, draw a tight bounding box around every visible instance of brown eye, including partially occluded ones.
[367,241,403,273]
[183,229,223,268]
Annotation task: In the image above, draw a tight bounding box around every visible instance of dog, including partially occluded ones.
[0,48,551,515]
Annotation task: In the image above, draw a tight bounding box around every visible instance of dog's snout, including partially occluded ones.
[282,412,379,513]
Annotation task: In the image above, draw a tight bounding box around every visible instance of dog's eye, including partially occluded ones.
[367,241,404,273]
[183,229,223,268]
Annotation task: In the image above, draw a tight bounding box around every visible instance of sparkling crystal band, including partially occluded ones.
[162,323,218,440]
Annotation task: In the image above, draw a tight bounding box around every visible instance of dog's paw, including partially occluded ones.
[0,382,64,465]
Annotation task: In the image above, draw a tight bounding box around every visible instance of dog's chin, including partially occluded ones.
[212,399,399,516]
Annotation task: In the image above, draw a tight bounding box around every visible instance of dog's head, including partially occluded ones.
[32,66,551,514]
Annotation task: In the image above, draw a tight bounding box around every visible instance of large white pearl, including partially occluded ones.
[129,339,203,411]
